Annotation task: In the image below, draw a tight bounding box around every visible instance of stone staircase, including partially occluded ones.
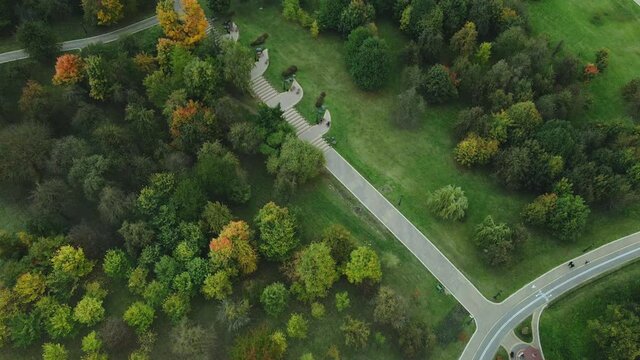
[251,76,279,104]
[283,108,310,135]
[307,135,331,152]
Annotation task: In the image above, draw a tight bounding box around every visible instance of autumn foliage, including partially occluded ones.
[170,100,200,139]
[157,0,208,47]
[209,221,258,275]
[52,54,85,85]
[97,0,124,25]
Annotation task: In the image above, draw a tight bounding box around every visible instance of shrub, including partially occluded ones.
[419,64,458,104]
[340,316,370,349]
[123,302,155,333]
[594,48,609,72]
[250,33,269,46]
[474,216,514,266]
[315,92,327,108]
[348,37,391,91]
[426,185,468,221]
[282,65,298,78]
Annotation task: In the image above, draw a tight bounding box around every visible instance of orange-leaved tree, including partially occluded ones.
[52,54,85,85]
[157,0,208,47]
[210,221,258,275]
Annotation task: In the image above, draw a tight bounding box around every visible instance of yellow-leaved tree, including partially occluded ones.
[97,0,124,25]
[157,0,208,47]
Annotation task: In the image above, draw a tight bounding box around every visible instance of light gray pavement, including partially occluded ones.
[531,305,544,350]
[266,79,303,110]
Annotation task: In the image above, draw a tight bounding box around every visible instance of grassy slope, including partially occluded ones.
[232,0,640,297]
[529,0,640,122]
[539,260,640,360]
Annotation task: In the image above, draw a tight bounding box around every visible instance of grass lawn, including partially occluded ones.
[515,315,533,343]
[232,0,640,298]
[539,260,640,360]
[529,0,640,123]
[495,346,509,360]
[0,4,156,53]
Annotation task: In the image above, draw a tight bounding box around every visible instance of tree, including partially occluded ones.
[450,21,477,57]
[123,302,155,333]
[494,140,555,192]
[97,0,124,25]
[52,54,85,85]
[311,302,326,318]
[103,249,132,279]
[282,0,300,20]
[44,304,74,339]
[195,142,251,203]
[588,304,640,360]
[74,296,105,326]
[143,280,169,307]
[85,55,111,100]
[348,36,391,91]
[16,21,60,62]
[398,320,436,358]
[184,58,220,99]
[419,64,457,104]
[170,319,216,359]
[292,242,338,301]
[228,122,264,154]
[162,293,190,323]
[505,101,543,144]
[454,133,499,167]
[218,299,251,332]
[339,0,375,34]
[202,271,233,300]
[287,313,308,339]
[43,343,68,360]
[321,225,357,266]
[255,202,298,261]
[341,316,370,349]
[390,87,426,129]
[230,325,286,360]
[119,221,155,257]
[13,272,46,304]
[220,39,254,94]
[474,216,514,266]
[260,282,289,316]
[98,186,133,226]
[0,122,51,185]
[81,330,102,354]
[208,0,230,16]
[210,220,258,275]
[335,291,350,312]
[267,135,325,197]
[157,0,208,47]
[621,78,640,118]
[9,311,41,348]
[426,185,468,221]
[128,266,148,295]
[523,183,590,242]
[51,245,94,279]
[201,201,233,236]
[67,155,110,201]
[318,0,349,31]
[99,317,135,351]
[345,246,382,285]
[172,271,193,294]
[373,286,407,330]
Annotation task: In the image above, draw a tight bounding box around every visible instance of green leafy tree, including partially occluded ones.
[123,302,155,333]
[340,316,370,349]
[103,249,132,279]
[184,58,220,99]
[81,330,102,354]
[162,293,190,323]
[450,21,477,57]
[588,304,640,360]
[16,21,60,62]
[43,343,68,360]
[287,313,308,339]
[267,136,325,198]
[348,36,391,91]
[426,185,468,221]
[85,55,111,100]
[200,201,233,236]
[9,311,41,348]
[318,0,350,31]
[474,216,514,266]
[335,291,351,312]
[217,299,251,332]
[321,224,357,266]
[44,304,75,339]
[419,64,458,104]
[260,282,289,316]
[311,302,326,319]
[52,245,94,279]
[74,296,105,326]
[172,271,193,294]
[339,0,375,34]
[143,280,169,308]
[255,202,298,261]
[67,155,110,201]
[292,242,338,301]
[344,247,382,285]
[202,271,233,301]
[208,0,230,15]
[13,272,46,304]
[128,266,148,295]
[220,40,254,94]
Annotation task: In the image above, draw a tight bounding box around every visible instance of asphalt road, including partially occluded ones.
[466,236,640,360]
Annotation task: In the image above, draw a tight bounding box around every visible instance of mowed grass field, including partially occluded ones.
[539,261,640,360]
[529,0,640,123]
[233,0,640,297]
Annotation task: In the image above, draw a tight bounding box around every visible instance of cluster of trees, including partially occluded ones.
[367,0,640,258]
[588,301,640,360]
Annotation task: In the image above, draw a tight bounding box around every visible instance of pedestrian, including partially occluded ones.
[584,260,589,265]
